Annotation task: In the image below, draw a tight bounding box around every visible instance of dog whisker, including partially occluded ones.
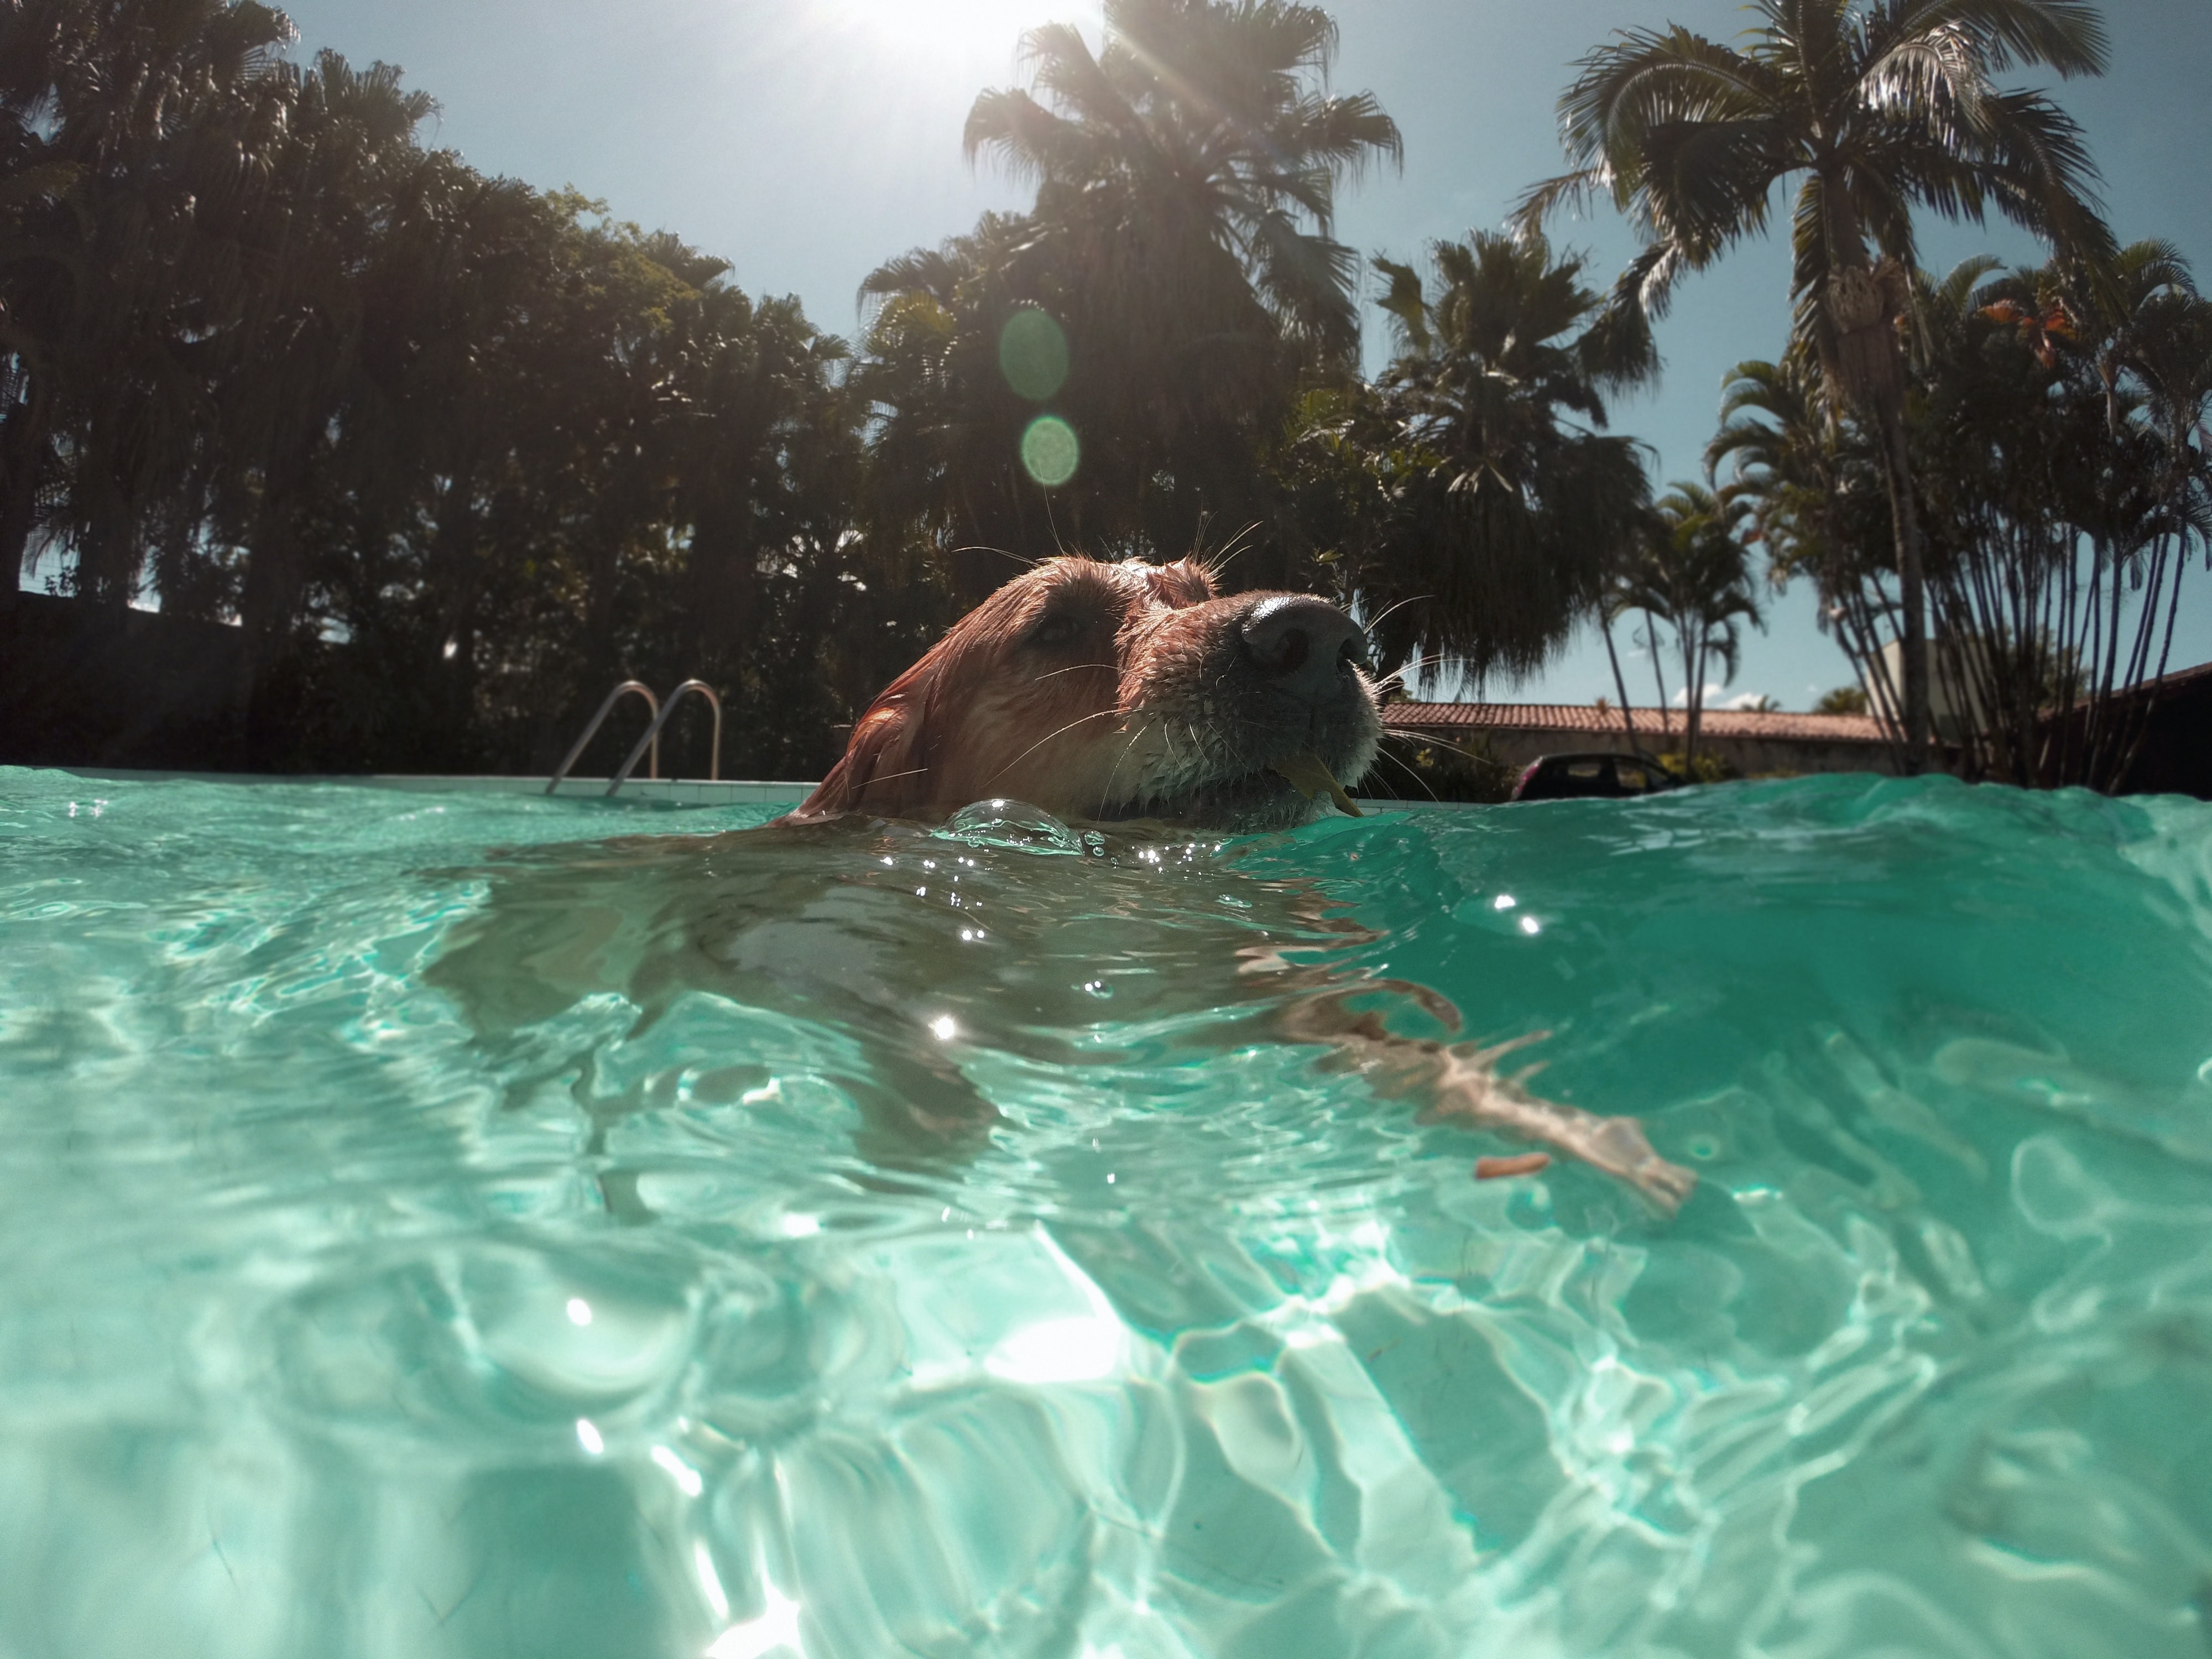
[952,542,1039,570]
[1096,716,1157,818]
[1360,593,1434,637]
[1373,744,1443,804]
[1380,729,1511,782]
[794,552,1380,832]
[978,705,1128,791]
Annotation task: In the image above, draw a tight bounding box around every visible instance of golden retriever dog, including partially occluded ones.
[774,554,1695,1212]
[792,554,1377,830]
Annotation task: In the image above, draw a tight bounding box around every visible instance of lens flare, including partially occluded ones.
[1020,415,1079,488]
[998,308,1070,400]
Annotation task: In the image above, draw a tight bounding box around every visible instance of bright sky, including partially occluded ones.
[275,0,2212,709]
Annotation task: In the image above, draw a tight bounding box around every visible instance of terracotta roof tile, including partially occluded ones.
[1381,702,1890,744]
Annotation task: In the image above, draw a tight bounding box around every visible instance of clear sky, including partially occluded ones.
[273,0,2212,709]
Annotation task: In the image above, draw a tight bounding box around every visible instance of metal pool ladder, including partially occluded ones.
[545,679,723,796]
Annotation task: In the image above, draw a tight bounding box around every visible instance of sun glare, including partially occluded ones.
[802,0,1102,71]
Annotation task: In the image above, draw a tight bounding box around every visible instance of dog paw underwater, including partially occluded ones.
[13,745,2211,1658]
[431,556,1693,1217]
[424,796,1664,1225]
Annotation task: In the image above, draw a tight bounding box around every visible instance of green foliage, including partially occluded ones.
[1518,0,2121,763]
[1361,735,1517,805]
[1711,245,2211,788]
[1814,685,1869,716]
[858,0,1402,598]
[1271,230,1657,687]
[1613,482,1762,762]
[0,0,910,774]
[1655,749,1736,785]
[1904,244,2211,785]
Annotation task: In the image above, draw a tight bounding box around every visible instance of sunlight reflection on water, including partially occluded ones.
[1,768,2210,1657]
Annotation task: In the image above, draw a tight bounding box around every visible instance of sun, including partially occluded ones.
[800,0,1103,74]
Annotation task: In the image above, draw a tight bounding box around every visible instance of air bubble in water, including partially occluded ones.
[936,799,1085,856]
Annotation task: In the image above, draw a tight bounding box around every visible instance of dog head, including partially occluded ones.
[793,556,1380,830]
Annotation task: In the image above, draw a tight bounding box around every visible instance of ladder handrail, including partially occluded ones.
[545,680,660,795]
[608,680,722,796]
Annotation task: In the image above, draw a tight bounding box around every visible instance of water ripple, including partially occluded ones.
[2,768,2210,1656]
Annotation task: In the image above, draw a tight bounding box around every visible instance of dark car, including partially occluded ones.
[1510,751,1683,802]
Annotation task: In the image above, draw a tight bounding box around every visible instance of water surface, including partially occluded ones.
[2,767,2209,1658]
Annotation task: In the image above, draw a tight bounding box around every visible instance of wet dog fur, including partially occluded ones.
[782,555,1694,1212]
[431,556,1692,1216]
[791,556,1379,832]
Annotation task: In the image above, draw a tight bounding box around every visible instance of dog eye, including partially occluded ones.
[1028,613,1082,647]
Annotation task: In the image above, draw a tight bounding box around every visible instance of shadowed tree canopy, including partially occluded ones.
[0,0,900,776]
[860,0,1402,596]
[6,0,2201,803]
[965,0,1401,358]
[1615,480,1763,761]
[1277,229,1657,689]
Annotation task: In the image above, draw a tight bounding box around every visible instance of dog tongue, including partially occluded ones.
[1272,752,1363,817]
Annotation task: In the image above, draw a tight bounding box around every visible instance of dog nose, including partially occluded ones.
[1238,595,1368,700]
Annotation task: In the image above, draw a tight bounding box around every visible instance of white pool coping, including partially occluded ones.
[46,767,816,805]
[40,766,1467,812]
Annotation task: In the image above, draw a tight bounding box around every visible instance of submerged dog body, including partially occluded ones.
[774,552,1693,1213]
[431,812,1693,1213]
[435,555,1692,1215]
[794,556,1380,831]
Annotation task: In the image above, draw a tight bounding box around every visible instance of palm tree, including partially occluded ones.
[1927,243,2210,786]
[885,0,1403,577]
[1707,346,1912,759]
[855,213,1072,595]
[1617,483,1764,761]
[2068,242,2212,721]
[1517,0,2117,770]
[966,0,1401,361]
[1343,228,1657,687]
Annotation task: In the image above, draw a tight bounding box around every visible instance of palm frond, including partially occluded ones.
[1510,166,1612,236]
[1875,0,2109,79]
[1371,255,1431,357]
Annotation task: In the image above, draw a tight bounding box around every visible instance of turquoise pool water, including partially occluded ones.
[3,766,2210,1659]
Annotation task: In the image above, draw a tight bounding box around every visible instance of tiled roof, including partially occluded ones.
[2111,656,2212,701]
[1382,701,1891,744]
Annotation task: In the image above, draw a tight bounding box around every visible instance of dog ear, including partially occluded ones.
[790,677,937,821]
[1151,557,1218,607]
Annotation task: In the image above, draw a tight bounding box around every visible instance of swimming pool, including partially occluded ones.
[3,765,2209,1658]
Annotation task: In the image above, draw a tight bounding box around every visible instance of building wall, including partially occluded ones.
[1865,638,1990,737]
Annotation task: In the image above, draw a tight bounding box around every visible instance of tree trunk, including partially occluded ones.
[1820,216,1929,774]
[1681,629,1702,763]
[1644,610,1671,734]
[233,448,315,752]
[1872,387,1932,774]
[0,397,46,617]
[234,512,304,732]
[1600,614,1639,753]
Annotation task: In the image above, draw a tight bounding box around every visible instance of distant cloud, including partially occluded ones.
[1669,686,1777,711]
